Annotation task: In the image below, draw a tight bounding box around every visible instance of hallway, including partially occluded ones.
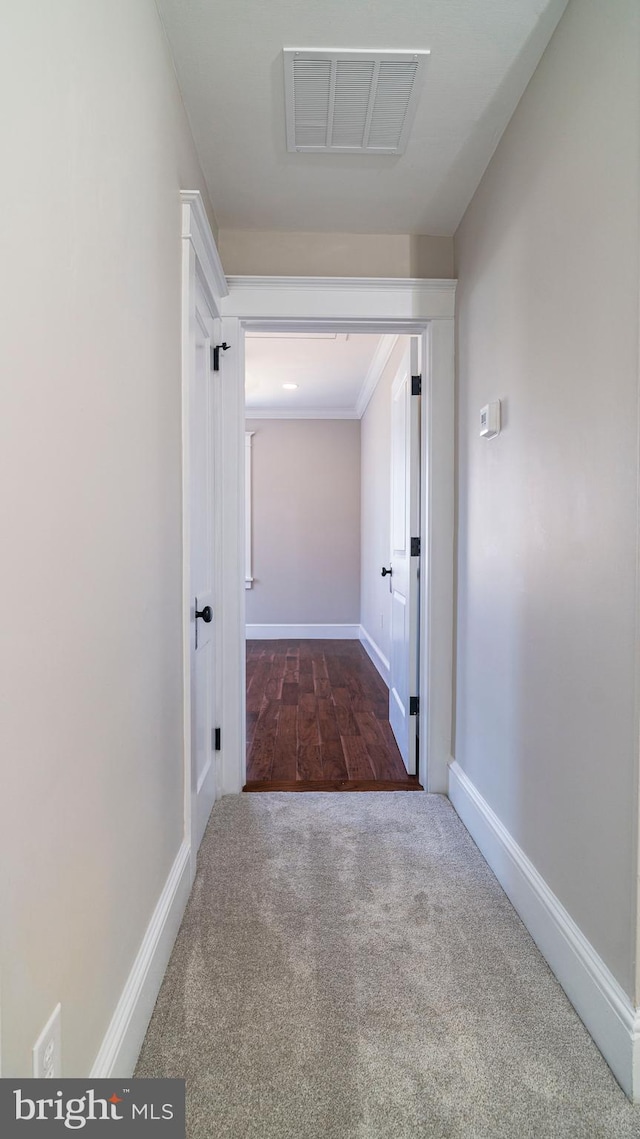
[136,793,637,1137]
[245,640,421,790]
[5,0,640,1110]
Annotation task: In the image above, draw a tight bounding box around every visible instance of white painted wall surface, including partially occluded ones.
[454,0,640,997]
[0,0,215,1074]
[245,419,361,625]
[360,340,411,668]
[219,230,454,279]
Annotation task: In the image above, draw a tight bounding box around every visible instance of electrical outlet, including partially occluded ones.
[33,1004,61,1078]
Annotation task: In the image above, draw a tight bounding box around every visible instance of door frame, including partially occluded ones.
[218,276,456,793]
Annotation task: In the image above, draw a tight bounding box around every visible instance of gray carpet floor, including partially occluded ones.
[136,793,640,1137]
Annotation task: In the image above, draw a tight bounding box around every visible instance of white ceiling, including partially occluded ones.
[245,332,386,417]
[157,0,568,235]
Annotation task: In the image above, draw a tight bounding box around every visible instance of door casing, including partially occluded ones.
[215,277,455,794]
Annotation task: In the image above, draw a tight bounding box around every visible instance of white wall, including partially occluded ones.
[0,0,216,1074]
[360,340,411,668]
[219,230,454,279]
[454,0,640,997]
[246,419,361,626]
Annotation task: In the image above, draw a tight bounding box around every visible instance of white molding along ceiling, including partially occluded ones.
[247,408,361,420]
[228,276,456,291]
[355,334,398,417]
[245,328,392,418]
[157,0,569,233]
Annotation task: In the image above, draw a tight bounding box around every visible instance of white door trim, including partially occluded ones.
[421,318,455,792]
[220,277,456,793]
[222,278,455,320]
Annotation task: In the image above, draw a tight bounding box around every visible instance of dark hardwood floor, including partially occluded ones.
[245,640,422,791]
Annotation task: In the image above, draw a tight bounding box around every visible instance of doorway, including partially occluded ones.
[184,265,455,805]
[242,329,421,790]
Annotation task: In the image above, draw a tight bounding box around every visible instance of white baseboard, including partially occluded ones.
[448,761,640,1102]
[90,841,191,1078]
[246,623,360,640]
[359,625,390,686]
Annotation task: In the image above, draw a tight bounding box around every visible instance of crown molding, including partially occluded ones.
[226,275,457,292]
[355,334,399,418]
[246,408,360,420]
[181,191,228,301]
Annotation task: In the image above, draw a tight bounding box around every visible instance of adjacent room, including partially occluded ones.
[244,330,421,790]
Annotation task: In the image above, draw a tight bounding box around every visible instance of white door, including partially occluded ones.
[189,283,217,849]
[388,340,420,774]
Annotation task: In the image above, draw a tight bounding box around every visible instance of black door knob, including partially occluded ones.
[195,605,212,623]
[381,567,392,577]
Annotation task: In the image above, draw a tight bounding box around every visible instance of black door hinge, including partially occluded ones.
[211,342,230,372]
[411,374,422,396]
[411,536,421,557]
[409,697,419,716]
[213,727,221,751]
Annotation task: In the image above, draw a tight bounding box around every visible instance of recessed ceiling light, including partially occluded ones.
[282,383,299,390]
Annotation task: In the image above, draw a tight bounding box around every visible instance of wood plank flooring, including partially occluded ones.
[245,640,422,791]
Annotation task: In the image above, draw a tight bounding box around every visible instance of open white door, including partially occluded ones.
[388,339,421,774]
[189,282,218,849]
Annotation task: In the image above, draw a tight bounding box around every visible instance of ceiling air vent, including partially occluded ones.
[283,49,429,155]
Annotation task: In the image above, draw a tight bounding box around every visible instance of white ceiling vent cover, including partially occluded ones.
[284,49,429,155]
